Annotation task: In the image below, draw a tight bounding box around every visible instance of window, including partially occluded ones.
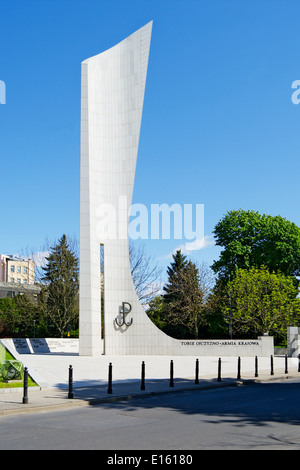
[17,266,21,273]
[10,265,15,273]
[23,266,28,274]
[23,279,27,284]
[17,279,21,284]
[10,278,14,283]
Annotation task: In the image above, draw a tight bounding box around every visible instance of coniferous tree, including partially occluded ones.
[162,250,205,338]
[42,235,79,337]
[163,250,188,303]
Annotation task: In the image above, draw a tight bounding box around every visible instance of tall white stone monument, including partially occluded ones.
[79,21,176,356]
[79,22,274,358]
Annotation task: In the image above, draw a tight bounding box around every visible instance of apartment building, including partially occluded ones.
[0,254,40,299]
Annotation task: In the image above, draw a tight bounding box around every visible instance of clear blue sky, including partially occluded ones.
[1,0,300,278]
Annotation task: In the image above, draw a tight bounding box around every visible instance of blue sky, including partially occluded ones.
[1,0,300,279]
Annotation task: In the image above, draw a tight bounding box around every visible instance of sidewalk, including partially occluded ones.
[0,354,299,416]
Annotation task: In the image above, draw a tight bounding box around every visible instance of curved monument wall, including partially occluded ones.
[79,22,179,355]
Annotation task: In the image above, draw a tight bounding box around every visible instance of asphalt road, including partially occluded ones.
[1,379,300,451]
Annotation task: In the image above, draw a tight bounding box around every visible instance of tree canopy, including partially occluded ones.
[212,209,300,282]
[223,266,300,336]
[0,295,44,338]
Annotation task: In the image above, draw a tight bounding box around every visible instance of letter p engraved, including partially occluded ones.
[0,81,6,104]
[115,302,133,328]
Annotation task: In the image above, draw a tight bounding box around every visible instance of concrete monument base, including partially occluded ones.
[1,336,274,358]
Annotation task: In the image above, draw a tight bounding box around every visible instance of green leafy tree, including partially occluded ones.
[0,295,44,338]
[212,209,300,282]
[13,294,46,337]
[223,266,300,337]
[42,234,79,337]
[0,298,19,337]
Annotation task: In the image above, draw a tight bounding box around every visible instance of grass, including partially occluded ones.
[0,378,37,389]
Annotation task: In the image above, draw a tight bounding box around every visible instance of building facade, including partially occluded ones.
[0,255,39,299]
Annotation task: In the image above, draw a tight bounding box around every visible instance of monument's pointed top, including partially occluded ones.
[82,21,153,65]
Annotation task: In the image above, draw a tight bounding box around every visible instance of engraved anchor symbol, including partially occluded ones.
[115,302,133,327]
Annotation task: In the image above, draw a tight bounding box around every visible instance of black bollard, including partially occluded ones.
[22,367,28,404]
[68,365,73,399]
[270,355,274,376]
[255,356,258,377]
[195,358,199,384]
[285,354,288,374]
[170,360,174,387]
[141,361,145,390]
[217,358,221,382]
[237,356,241,380]
[107,362,113,394]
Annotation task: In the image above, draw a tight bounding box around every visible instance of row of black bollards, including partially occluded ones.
[63,353,300,401]
[105,359,178,394]
[20,352,300,405]
[215,354,291,383]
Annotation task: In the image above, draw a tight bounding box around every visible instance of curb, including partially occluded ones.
[0,399,89,416]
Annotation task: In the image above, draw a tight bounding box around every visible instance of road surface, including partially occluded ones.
[1,379,300,451]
